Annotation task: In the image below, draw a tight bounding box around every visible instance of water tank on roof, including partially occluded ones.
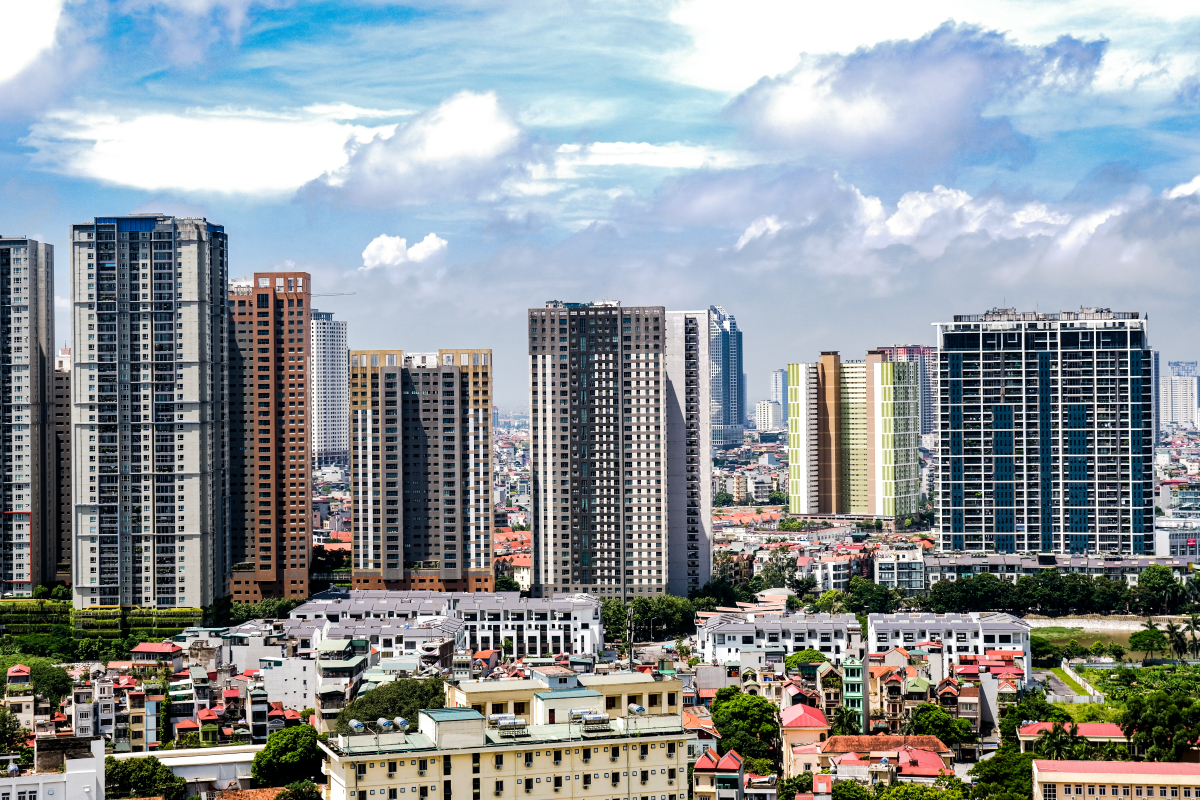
[349,719,365,733]
[377,718,393,732]
[627,704,646,716]
[394,717,410,732]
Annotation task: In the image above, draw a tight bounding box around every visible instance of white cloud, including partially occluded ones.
[0,2,63,84]
[555,142,754,176]
[25,105,398,195]
[362,233,448,270]
[305,91,535,206]
[668,0,1195,94]
[728,24,1104,171]
[734,216,786,250]
[119,0,294,64]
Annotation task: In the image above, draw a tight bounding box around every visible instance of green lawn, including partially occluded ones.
[1051,667,1086,695]
[1033,626,1086,639]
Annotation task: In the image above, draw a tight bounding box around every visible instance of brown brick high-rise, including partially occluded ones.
[228,273,311,600]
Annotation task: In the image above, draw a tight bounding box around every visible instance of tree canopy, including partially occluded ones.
[252,725,323,786]
[711,689,780,767]
[966,745,1035,800]
[904,703,975,747]
[335,678,446,736]
[784,649,828,670]
[1118,690,1200,762]
[106,755,188,800]
[999,691,1071,744]
[494,574,521,593]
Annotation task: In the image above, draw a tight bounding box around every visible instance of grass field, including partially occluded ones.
[1051,667,1086,695]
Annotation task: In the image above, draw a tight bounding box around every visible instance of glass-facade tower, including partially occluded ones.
[935,307,1154,555]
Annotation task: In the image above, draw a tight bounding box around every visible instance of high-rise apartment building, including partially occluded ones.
[710,306,745,450]
[527,301,714,598]
[70,215,229,609]
[770,368,787,406]
[1161,361,1198,429]
[755,400,782,431]
[876,345,937,435]
[54,360,71,586]
[787,352,920,519]
[934,307,1154,555]
[227,273,311,601]
[0,237,54,595]
[311,309,349,468]
[665,310,713,599]
[348,348,494,592]
[1152,350,1161,442]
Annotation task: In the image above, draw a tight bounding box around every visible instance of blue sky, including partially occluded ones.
[4,0,1200,407]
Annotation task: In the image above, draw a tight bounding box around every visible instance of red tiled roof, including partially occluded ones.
[781,704,828,729]
[6,665,29,677]
[132,643,183,655]
[821,735,950,755]
[175,719,200,730]
[813,774,833,793]
[1019,722,1124,738]
[682,710,721,737]
[895,746,951,777]
[716,751,743,771]
[224,690,242,698]
[694,748,720,770]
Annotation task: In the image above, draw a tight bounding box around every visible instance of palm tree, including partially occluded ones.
[1166,622,1188,663]
[1186,613,1200,660]
[1037,721,1083,760]
[830,706,860,737]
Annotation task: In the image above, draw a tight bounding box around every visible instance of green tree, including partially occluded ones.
[1035,721,1083,760]
[105,755,188,800]
[767,490,787,505]
[844,576,901,615]
[813,590,846,614]
[29,662,72,707]
[902,703,975,747]
[494,574,521,593]
[777,774,813,800]
[832,781,873,800]
[252,725,323,786]
[880,781,965,800]
[785,594,802,611]
[1118,690,1200,762]
[999,691,1071,744]
[966,745,1035,800]
[1167,622,1188,661]
[1107,643,1126,662]
[1134,565,1181,614]
[715,492,733,507]
[277,780,324,800]
[335,678,445,735]
[830,706,860,737]
[175,731,201,749]
[0,706,25,751]
[784,649,828,670]
[758,548,797,590]
[711,692,781,767]
[1129,628,1168,660]
[601,597,628,649]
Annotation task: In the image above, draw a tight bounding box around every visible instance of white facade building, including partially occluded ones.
[310,309,349,467]
[770,368,787,406]
[697,612,865,666]
[0,237,55,594]
[1161,366,1198,428]
[755,400,782,431]
[867,611,1031,680]
[70,215,230,609]
[0,738,105,800]
[872,547,925,596]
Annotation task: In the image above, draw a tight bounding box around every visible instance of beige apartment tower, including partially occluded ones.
[349,348,494,592]
[788,351,920,519]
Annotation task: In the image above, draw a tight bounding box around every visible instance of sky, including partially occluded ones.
[3,0,1200,409]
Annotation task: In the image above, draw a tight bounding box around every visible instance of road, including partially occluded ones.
[1033,669,1076,696]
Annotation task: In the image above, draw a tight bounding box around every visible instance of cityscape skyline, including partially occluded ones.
[3,5,1200,411]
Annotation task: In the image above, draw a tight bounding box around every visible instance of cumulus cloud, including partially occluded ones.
[304,91,538,206]
[728,23,1106,170]
[362,233,449,270]
[24,105,398,195]
[734,216,787,250]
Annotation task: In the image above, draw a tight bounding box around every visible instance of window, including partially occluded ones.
[495,782,504,794]
[1044,787,1057,800]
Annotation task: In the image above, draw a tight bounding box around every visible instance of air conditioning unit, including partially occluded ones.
[495,792,503,796]
[419,770,426,776]
[669,781,675,785]
[639,755,646,760]
[554,760,561,766]
[554,788,560,793]
[388,773,396,778]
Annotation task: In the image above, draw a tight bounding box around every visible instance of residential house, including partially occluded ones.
[782,704,829,779]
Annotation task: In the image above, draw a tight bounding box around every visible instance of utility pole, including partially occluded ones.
[626,607,635,670]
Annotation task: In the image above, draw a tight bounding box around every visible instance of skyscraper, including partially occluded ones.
[54,353,72,586]
[770,368,787,406]
[348,348,494,591]
[0,237,54,595]
[755,400,782,431]
[311,309,349,468]
[527,301,713,598]
[71,215,229,609]
[710,306,745,450]
[934,307,1154,555]
[665,310,713,599]
[228,272,311,601]
[875,345,937,436]
[787,352,920,518]
[1161,361,1199,429]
